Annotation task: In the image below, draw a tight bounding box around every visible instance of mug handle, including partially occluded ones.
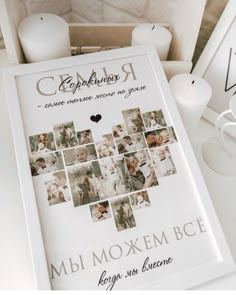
[215,109,232,140]
[220,121,236,155]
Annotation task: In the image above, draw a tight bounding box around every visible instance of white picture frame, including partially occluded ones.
[193,0,236,125]
[3,46,235,290]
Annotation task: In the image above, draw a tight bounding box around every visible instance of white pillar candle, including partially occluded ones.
[131,24,172,61]
[169,74,212,132]
[18,13,71,63]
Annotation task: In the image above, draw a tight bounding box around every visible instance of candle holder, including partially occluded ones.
[202,95,236,176]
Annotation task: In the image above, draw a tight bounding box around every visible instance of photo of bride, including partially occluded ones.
[111,196,136,232]
[142,110,167,131]
[29,132,56,155]
[95,155,132,199]
[53,121,78,150]
[67,162,100,207]
[122,108,145,134]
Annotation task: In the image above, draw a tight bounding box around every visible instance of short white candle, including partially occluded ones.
[18,13,71,63]
[131,24,172,61]
[169,74,212,132]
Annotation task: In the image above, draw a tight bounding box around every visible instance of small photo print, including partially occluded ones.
[129,190,151,210]
[30,152,64,176]
[115,133,147,154]
[145,127,177,148]
[96,134,117,158]
[142,110,167,131]
[111,196,136,232]
[122,108,145,134]
[112,124,128,138]
[45,171,71,206]
[53,121,78,149]
[124,149,158,191]
[90,201,112,222]
[67,162,100,207]
[97,155,132,199]
[77,129,93,145]
[149,146,177,177]
[63,144,97,166]
[29,132,56,155]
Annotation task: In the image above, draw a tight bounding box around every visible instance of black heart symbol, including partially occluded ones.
[90,114,102,123]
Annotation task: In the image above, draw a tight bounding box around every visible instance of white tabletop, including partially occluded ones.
[0,50,235,290]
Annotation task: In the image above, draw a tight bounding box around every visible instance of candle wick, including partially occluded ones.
[40,17,43,20]
[192,80,195,84]
[152,25,155,30]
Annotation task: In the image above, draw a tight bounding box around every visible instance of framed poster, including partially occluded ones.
[3,46,235,290]
[193,0,236,125]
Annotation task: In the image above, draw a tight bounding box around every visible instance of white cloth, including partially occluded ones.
[48,164,58,172]
[136,200,150,209]
[37,165,52,175]
[125,142,136,152]
[109,171,120,184]
[37,147,51,154]
[139,162,151,178]
[128,121,137,133]
[162,138,176,144]
[59,185,71,202]
[135,141,145,150]
[122,203,131,218]
[150,119,161,129]
[157,157,175,177]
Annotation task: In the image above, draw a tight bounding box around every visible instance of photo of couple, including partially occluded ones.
[30,152,64,176]
[142,110,167,131]
[77,129,93,145]
[122,108,145,134]
[68,162,100,207]
[111,196,136,231]
[149,146,177,177]
[45,171,71,206]
[112,124,128,139]
[53,121,78,149]
[29,132,56,155]
[145,127,177,148]
[63,144,97,166]
[129,190,151,210]
[90,201,112,222]
[124,149,158,191]
[115,133,147,154]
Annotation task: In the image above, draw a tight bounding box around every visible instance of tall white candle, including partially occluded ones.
[18,13,71,63]
[131,24,172,61]
[169,74,212,132]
